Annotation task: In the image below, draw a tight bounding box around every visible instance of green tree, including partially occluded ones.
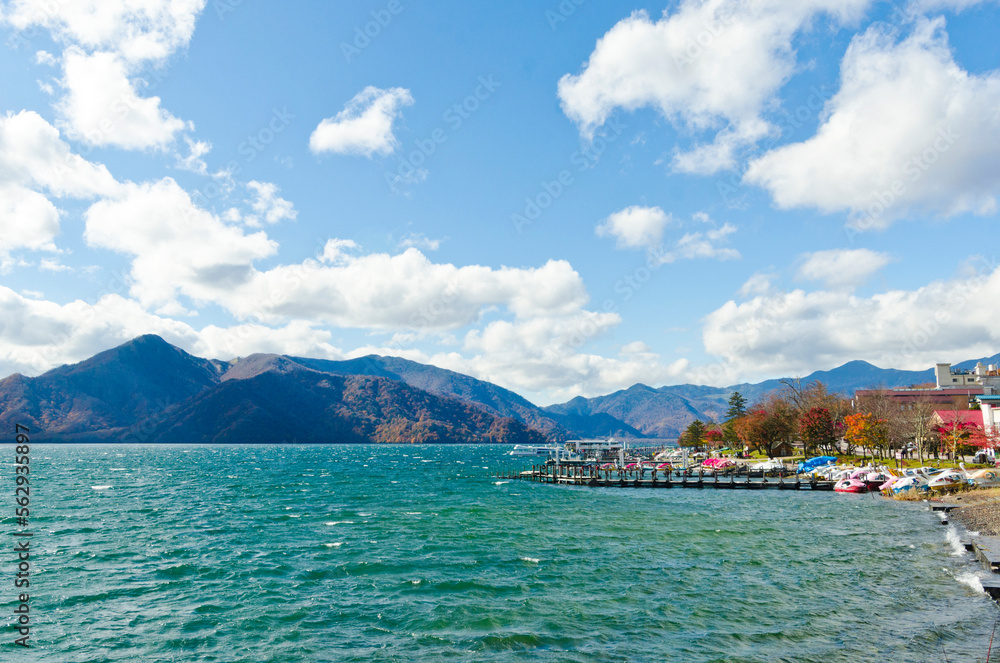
[725,391,747,420]
[680,419,707,449]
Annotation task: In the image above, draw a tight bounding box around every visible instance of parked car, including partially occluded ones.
[973,450,995,465]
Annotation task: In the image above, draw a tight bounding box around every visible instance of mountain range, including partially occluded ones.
[1,335,996,443]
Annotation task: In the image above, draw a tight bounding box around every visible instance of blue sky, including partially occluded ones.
[1,0,999,405]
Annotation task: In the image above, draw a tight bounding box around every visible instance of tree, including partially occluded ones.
[968,426,1000,457]
[732,399,796,458]
[854,388,907,459]
[898,395,938,464]
[799,407,836,456]
[721,419,740,448]
[934,418,978,460]
[679,419,707,449]
[844,413,888,462]
[725,391,747,420]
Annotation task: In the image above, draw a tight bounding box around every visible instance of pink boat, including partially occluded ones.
[834,477,871,493]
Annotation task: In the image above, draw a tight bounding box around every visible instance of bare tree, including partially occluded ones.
[854,387,906,460]
[901,395,937,464]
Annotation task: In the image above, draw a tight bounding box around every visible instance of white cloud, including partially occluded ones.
[57,49,187,149]
[397,232,443,251]
[910,0,999,9]
[0,110,119,197]
[235,247,591,331]
[0,184,61,265]
[309,86,414,157]
[193,321,342,362]
[0,110,119,264]
[596,205,673,249]
[245,181,297,226]
[657,221,740,264]
[175,136,211,174]
[38,257,72,272]
[701,258,1000,383]
[0,285,343,378]
[35,50,57,66]
[3,0,207,64]
[0,286,199,376]
[796,248,891,289]
[79,177,598,336]
[396,313,690,403]
[597,208,740,263]
[744,18,1000,228]
[739,273,776,297]
[83,178,278,311]
[4,1,205,151]
[557,1,870,172]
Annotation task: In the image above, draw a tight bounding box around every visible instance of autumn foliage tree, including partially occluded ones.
[934,419,979,460]
[844,413,888,460]
[799,407,836,456]
[732,402,796,458]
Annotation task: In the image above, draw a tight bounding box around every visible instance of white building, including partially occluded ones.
[976,395,1000,435]
[936,362,1000,389]
[936,362,1000,438]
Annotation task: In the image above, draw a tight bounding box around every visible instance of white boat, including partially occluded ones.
[509,444,562,457]
[960,463,1000,488]
[926,468,967,491]
[563,438,625,460]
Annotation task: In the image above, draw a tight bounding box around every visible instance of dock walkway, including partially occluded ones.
[499,465,836,491]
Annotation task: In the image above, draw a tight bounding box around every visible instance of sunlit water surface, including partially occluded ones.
[5,444,998,662]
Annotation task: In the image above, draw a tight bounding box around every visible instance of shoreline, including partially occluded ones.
[938,488,1000,535]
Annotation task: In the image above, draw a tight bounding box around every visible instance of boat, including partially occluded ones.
[798,456,838,474]
[887,474,929,495]
[834,477,871,493]
[509,444,562,457]
[926,468,967,491]
[563,438,625,461]
[749,459,784,472]
[961,463,1000,487]
[701,458,736,475]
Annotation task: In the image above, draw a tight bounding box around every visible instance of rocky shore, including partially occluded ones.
[940,488,1000,536]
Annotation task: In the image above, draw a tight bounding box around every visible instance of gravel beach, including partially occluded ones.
[941,488,1000,535]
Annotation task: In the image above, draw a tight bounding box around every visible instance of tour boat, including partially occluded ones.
[509,444,562,457]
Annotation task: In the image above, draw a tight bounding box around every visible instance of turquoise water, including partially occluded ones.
[5,444,999,662]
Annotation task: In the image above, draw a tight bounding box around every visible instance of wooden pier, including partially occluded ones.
[497,464,836,491]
